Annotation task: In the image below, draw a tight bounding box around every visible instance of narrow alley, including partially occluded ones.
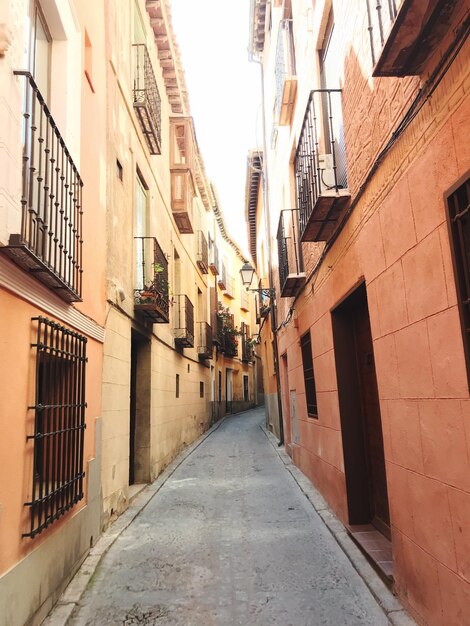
[65,409,393,626]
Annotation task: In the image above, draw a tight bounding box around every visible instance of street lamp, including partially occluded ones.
[239,262,276,298]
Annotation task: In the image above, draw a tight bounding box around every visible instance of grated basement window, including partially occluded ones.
[24,317,87,538]
[447,177,470,385]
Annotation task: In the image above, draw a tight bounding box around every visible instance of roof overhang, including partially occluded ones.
[249,0,268,57]
[245,150,263,266]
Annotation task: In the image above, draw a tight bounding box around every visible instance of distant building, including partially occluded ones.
[248,0,470,624]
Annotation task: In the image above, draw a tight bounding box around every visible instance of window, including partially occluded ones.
[447,176,470,384]
[176,373,180,398]
[25,317,87,538]
[218,371,222,402]
[200,382,204,398]
[27,1,52,101]
[243,375,249,402]
[300,331,318,418]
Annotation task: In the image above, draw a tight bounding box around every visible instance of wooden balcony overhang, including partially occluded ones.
[300,190,351,243]
[373,0,463,77]
[280,272,306,298]
[278,77,297,126]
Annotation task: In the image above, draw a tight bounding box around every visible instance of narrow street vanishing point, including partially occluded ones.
[66,409,396,626]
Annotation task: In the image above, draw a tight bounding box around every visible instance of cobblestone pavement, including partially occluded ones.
[68,408,392,626]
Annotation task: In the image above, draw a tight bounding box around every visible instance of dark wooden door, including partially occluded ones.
[333,283,390,536]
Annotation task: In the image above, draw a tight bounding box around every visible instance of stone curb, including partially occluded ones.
[42,413,232,626]
[260,423,417,626]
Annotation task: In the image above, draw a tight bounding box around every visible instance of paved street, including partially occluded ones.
[69,408,391,626]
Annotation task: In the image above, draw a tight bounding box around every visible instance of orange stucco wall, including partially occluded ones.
[0,288,103,575]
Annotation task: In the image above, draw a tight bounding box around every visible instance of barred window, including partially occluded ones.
[25,317,87,538]
[300,331,318,418]
[447,177,470,384]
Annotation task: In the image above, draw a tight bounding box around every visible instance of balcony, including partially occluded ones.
[241,323,254,363]
[225,274,235,299]
[196,231,209,274]
[208,241,219,275]
[274,19,297,126]
[132,44,162,155]
[296,90,350,243]
[218,263,227,290]
[240,288,250,312]
[277,210,306,297]
[197,321,213,359]
[174,294,194,348]
[134,237,170,323]
[170,118,195,234]
[216,309,238,358]
[369,0,463,77]
[0,72,83,302]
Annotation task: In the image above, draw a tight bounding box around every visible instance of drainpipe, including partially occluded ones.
[250,52,284,446]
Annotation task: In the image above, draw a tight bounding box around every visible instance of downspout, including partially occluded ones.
[249,52,284,446]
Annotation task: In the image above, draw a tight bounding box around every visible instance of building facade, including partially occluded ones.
[248,0,470,624]
[0,0,256,623]
[100,0,257,525]
[0,1,107,624]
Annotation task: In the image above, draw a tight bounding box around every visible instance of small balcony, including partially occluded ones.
[196,231,209,274]
[240,288,250,312]
[277,210,306,298]
[197,321,213,359]
[225,274,235,299]
[208,242,219,275]
[274,19,297,126]
[0,72,83,302]
[134,237,170,323]
[132,44,162,155]
[174,294,194,348]
[216,310,238,358]
[241,323,254,363]
[296,90,350,243]
[218,263,227,290]
[370,0,463,77]
[170,118,196,234]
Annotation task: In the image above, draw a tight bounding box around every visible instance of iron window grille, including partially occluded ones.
[25,317,87,538]
[1,72,83,302]
[295,89,349,242]
[132,44,162,155]
[300,330,318,418]
[447,176,470,385]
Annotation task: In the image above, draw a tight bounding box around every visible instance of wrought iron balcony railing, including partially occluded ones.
[216,312,238,357]
[277,209,306,298]
[367,0,462,77]
[196,230,209,274]
[197,321,213,359]
[0,72,83,302]
[241,322,254,363]
[134,237,170,323]
[174,294,194,348]
[274,18,297,125]
[133,44,162,155]
[296,89,350,243]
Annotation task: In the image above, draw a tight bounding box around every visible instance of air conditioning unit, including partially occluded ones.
[318,153,337,189]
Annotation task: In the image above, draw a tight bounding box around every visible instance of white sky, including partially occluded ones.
[170,0,262,255]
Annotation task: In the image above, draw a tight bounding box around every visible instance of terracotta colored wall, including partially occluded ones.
[259,1,470,624]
